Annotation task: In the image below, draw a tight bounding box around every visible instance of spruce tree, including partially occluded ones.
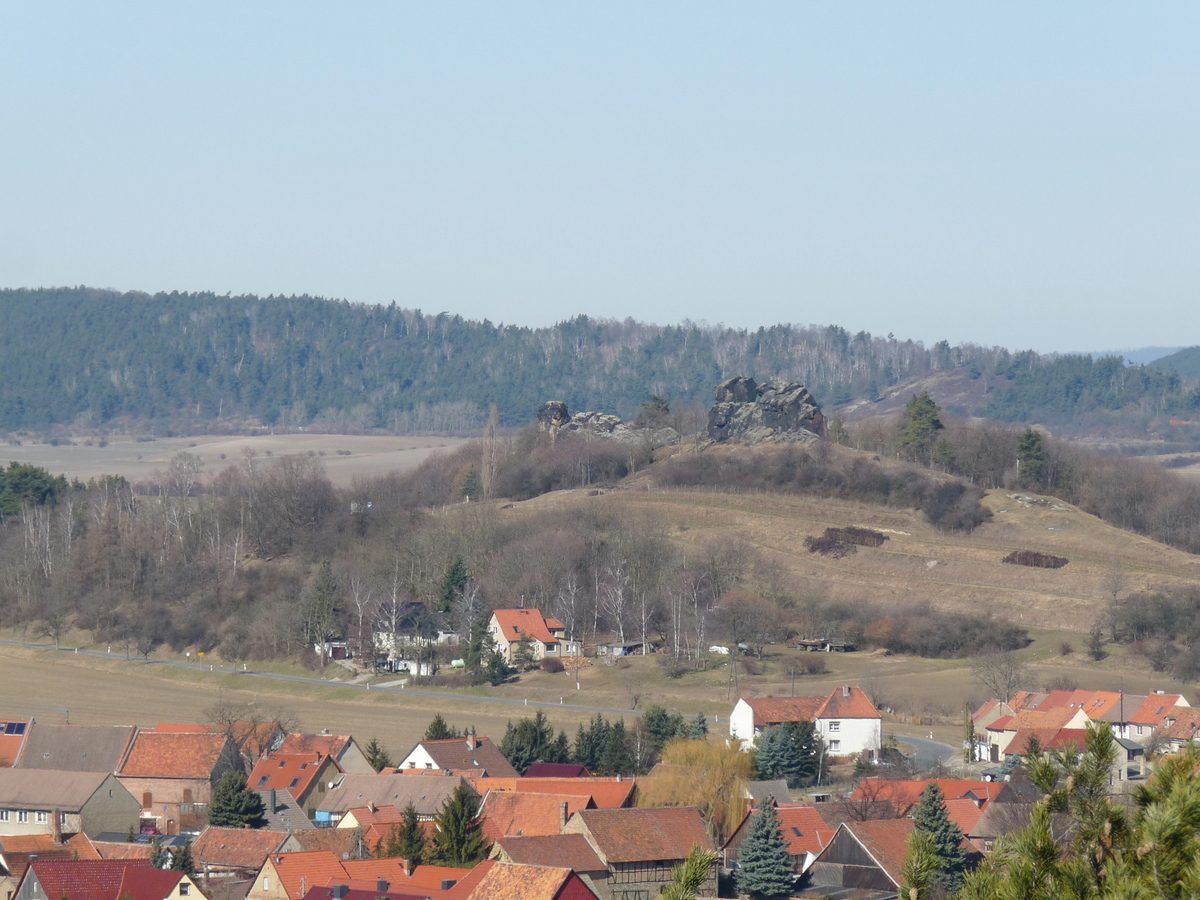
[440,556,469,612]
[688,712,708,740]
[365,736,393,772]
[735,800,796,899]
[207,771,266,828]
[381,802,427,864]
[429,785,489,866]
[149,836,165,868]
[170,838,196,876]
[754,722,818,788]
[600,720,635,776]
[912,782,968,892]
[425,713,460,741]
[500,711,565,774]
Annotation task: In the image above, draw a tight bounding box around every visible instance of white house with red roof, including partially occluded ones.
[730,687,881,756]
[488,610,580,662]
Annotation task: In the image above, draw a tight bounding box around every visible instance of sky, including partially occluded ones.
[1,3,1197,353]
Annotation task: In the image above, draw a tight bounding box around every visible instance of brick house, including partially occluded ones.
[117,733,242,834]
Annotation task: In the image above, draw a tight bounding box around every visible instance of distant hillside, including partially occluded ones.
[1,287,1197,437]
[1149,346,1200,380]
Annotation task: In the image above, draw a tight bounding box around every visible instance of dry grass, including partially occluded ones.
[0,434,468,487]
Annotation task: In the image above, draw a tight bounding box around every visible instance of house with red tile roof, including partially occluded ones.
[117,732,242,834]
[491,832,609,894]
[317,774,474,827]
[248,851,487,900]
[975,690,1192,747]
[848,779,1011,823]
[397,735,519,779]
[808,819,918,895]
[487,610,581,662]
[562,807,716,899]
[524,763,590,779]
[299,889,424,900]
[249,752,343,818]
[729,686,881,756]
[479,792,590,842]
[1160,706,1200,751]
[464,861,599,900]
[460,777,636,809]
[722,804,833,874]
[13,858,205,900]
[277,734,374,775]
[0,833,100,895]
[191,827,301,877]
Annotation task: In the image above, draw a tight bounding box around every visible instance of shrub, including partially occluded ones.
[1002,550,1068,569]
[804,534,856,557]
[1058,641,1074,656]
[800,655,826,675]
[540,657,565,674]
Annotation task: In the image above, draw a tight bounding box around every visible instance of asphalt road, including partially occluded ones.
[899,734,960,770]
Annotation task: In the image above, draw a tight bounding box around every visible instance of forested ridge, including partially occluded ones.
[4,286,1196,435]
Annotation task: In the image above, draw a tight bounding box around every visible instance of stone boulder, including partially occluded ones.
[535,401,680,448]
[707,377,826,444]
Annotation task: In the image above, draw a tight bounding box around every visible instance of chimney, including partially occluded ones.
[403,856,414,877]
[465,735,477,750]
[441,880,458,891]
[51,808,62,845]
[368,801,377,813]
[377,879,390,891]
[842,685,850,698]
[332,886,349,900]
[270,788,277,812]
[616,773,622,782]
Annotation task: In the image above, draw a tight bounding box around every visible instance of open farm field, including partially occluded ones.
[1,433,468,486]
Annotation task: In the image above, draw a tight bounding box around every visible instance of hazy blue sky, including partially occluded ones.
[2,3,1197,352]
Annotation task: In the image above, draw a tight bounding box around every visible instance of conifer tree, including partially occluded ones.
[170,838,196,876]
[207,771,266,828]
[912,782,968,892]
[429,785,489,866]
[365,736,393,772]
[689,712,708,740]
[381,802,427,864]
[440,556,469,612]
[425,713,460,741]
[734,800,795,899]
[499,711,566,774]
[600,719,636,776]
[754,722,818,788]
[149,836,165,868]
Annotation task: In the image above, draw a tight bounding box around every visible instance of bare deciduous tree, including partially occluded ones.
[970,651,1031,703]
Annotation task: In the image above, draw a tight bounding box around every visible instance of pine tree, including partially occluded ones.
[170,838,196,876]
[425,714,460,741]
[499,711,565,774]
[898,391,944,465]
[365,736,393,772]
[574,716,611,771]
[302,560,342,665]
[381,802,427,864]
[207,771,266,828]
[429,785,489,866]
[1016,428,1046,489]
[600,720,636,776]
[754,722,818,788]
[735,800,795,899]
[440,556,469,612]
[912,782,968,892]
[688,712,708,740]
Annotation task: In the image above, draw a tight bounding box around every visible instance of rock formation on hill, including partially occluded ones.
[707,376,826,444]
[536,402,679,448]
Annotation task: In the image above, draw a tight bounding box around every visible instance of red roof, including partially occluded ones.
[279,733,356,759]
[414,737,520,778]
[1162,707,1200,742]
[342,860,474,895]
[986,715,1013,731]
[249,751,339,797]
[524,763,590,778]
[1042,729,1090,752]
[114,867,190,900]
[301,890,425,900]
[19,859,156,900]
[269,850,351,898]
[192,827,294,869]
[467,777,635,809]
[0,719,30,767]
[944,798,988,835]
[119,732,231,779]
[849,780,1002,818]
[480,791,590,840]
[570,806,713,864]
[0,834,101,881]
[491,609,562,645]
[838,819,915,885]
[815,686,881,720]
[1130,695,1189,726]
[742,698,824,729]
[464,862,586,900]
[494,833,608,872]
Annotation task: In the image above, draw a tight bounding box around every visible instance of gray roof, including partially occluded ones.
[317,774,473,817]
[743,780,792,803]
[0,768,116,810]
[16,724,137,772]
[256,789,314,832]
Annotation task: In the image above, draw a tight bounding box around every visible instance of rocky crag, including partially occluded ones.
[536,401,679,448]
[706,376,826,444]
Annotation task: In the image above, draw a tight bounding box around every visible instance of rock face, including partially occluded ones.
[707,377,826,444]
[536,402,679,448]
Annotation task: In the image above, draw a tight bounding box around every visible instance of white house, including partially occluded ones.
[487,609,581,662]
[730,686,882,756]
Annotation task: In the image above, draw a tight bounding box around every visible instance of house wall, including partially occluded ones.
[335,742,375,775]
[606,859,715,900]
[728,700,757,749]
[293,758,341,818]
[79,775,142,837]
[809,832,895,894]
[117,776,213,834]
[559,873,602,900]
[0,811,82,839]
[816,716,881,756]
[397,745,440,771]
[13,872,43,900]
[245,859,291,900]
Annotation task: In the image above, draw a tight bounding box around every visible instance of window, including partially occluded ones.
[1137,726,1144,735]
[179,884,190,896]
[142,792,153,809]
[829,741,840,752]
[0,810,8,821]
[35,811,48,824]
[288,778,301,789]
[257,776,269,786]
[828,721,840,732]
[17,811,28,823]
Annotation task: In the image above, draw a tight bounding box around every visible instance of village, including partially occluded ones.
[2,606,1196,900]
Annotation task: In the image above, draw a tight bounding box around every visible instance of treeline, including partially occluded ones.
[6,287,1195,437]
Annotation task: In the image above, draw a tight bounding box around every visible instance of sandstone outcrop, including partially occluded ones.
[707,376,826,444]
[536,401,679,448]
